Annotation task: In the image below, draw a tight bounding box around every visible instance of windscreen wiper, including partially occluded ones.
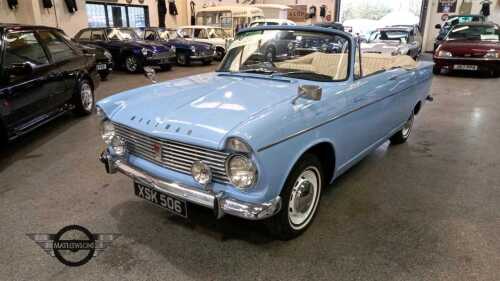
[239,68,276,75]
[273,71,333,81]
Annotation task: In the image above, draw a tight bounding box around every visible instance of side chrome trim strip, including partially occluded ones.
[258,83,417,152]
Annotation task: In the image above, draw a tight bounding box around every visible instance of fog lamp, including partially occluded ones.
[191,161,212,185]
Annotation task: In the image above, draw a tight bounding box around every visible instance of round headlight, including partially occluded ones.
[191,161,212,185]
[190,45,197,53]
[170,45,176,53]
[100,120,115,144]
[227,155,257,189]
[111,136,127,156]
[141,47,149,56]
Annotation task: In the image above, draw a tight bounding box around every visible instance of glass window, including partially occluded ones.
[194,29,207,39]
[179,28,192,38]
[144,30,156,40]
[38,30,77,63]
[86,3,107,27]
[77,30,91,40]
[3,32,49,66]
[447,25,500,41]
[106,29,139,41]
[91,30,105,40]
[219,30,350,82]
[107,5,127,27]
[128,6,146,27]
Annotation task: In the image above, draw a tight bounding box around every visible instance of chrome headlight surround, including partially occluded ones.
[190,45,197,54]
[225,138,258,189]
[170,45,176,53]
[100,119,115,144]
[438,50,452,57]
[97,106,114,145]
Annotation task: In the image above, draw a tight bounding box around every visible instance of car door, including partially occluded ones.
[341,51,401,158]
[37,29,87,108]
[0,30,54,130]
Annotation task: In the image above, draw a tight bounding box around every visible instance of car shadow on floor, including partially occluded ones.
[0,113,82,173]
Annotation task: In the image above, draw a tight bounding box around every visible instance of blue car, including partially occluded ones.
[74,27,176,73]
[134,27,216,66]
[97,26,434,239]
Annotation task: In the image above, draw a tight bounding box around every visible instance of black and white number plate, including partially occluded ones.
[134,182,187,217]
[96,64,107,71]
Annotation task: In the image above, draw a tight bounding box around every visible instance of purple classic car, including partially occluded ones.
[97,26,433,239]
[74,28,176,73]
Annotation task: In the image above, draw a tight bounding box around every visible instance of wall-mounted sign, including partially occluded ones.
[287,5,307,22]
[437,0,457,13]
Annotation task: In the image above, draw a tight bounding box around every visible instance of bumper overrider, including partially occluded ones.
[99,149,281,220]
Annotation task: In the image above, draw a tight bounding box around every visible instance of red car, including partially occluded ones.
[433,22,500,76]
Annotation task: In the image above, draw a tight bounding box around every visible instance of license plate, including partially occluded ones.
[453,64,478,71]
[96,64,107,71]
[134,182,187,217]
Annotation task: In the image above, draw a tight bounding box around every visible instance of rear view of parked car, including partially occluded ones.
[364,27,421,59]
[0,24,98,143]
[74,28,175,73]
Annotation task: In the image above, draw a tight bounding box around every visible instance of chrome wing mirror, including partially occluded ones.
[144,66,157,83]
[292,85,322,104]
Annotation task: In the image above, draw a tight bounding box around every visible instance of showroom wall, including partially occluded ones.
[190,0,335,24]
[422,0,500,52]
[0,0,189,36]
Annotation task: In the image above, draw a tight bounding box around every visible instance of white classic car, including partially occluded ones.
[177,25,232,60]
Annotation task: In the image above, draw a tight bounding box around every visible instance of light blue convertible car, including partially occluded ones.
[98,26,433,239]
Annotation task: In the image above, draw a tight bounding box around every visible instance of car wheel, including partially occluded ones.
[390,113,414,145]
[177,53,190,66]
[125,55,141,73]
[160,64,172,71]
[267,154,323,240]
[433,66,441,75]
[72,79,94,116]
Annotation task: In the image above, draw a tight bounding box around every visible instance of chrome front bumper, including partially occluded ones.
[100,151,281,220]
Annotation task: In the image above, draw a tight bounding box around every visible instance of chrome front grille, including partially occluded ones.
[114,123,230,183]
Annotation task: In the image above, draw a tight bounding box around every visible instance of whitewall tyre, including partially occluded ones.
[268,154,323,240]
[390,113,414,145]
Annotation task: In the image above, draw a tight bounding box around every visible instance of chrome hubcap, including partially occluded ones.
[80,83,93,111]
[402,115,414,138]
[288,167,320,230]
[126,57,137,71]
